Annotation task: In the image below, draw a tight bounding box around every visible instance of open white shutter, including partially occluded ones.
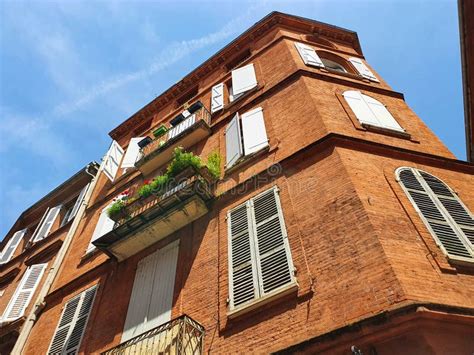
[0,229,27,264]
[231,63,257,96]
[343,90,379,126]
[101,140,124,182]
[225,113,243,168]
[294,42,324,68]
[47,285,97,355]
[122,241,179,342]
[67,184,89,224]
[32,205,62,242]
[363,95,404,132]
[348,57,379,82]
[211,83,224,113]
[121,137,144,169]
[228,203,259,309]
[2,263,47,321]
[87,206,115,253]
[251,188,294,296]
[241,107,269,155]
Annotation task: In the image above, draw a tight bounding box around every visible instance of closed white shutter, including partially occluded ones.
[121,137,144,169]
[398,168,474,261]
[0,229,27,264]
[67,184,89,223]
[364,95,404,132]
[228,203,259,309]
[87,206,115,253]
[294,42,324,68]
[231,63,257,96]
[241,107,269,155]
[101,140,124,182]
[2,263,47,321]
[225,113,243,168]
[211,83,224,113]
[343,90,379,126]
[251,188,294,296]
[348,57,379,82]
[32,205,62,242]
[122,241,179,342]
[47,285,97,355]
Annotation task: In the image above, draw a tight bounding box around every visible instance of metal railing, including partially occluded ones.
[141,106,211,159]
[102,315,204,355]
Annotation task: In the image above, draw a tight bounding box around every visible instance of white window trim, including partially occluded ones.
[396,167,474,264]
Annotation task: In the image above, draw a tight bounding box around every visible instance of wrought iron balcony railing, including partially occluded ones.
[135,102,212,175]
[102,315,204,355]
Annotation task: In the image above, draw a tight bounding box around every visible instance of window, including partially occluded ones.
[225,107,269,169]
[211,63,258,112]
[31,206,62,243]
[321,58,347,73]
[121,241,179,341]
[1,263,47,322]
[227,187,295,312]
[397,167,474,263]
[60,184,89,227]
[48,285,97,355]
[343,90,404,132]
[0,229,27,264]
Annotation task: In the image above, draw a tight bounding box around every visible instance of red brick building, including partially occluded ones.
[3,12,474,354]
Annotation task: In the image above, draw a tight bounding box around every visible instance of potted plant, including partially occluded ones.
[152,124,168,139]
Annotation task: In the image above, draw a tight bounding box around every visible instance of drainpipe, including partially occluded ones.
[12,162,102,354]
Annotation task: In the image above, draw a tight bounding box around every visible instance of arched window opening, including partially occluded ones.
[321,58,347,73]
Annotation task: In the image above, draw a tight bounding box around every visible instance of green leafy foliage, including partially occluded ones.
[166,147,203,177]
[206,150,222,179]
[137,184,153,198]
[150,174,169,193]
[107,200,125,218]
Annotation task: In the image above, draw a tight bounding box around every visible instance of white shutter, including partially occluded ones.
[47,285,97,355]
[2,263,47,321]
[294,42,324,68]
[211,83,224,113]
[348,57,379,82]
[122,241,179,342]
[241,107,269,155]
[363,95,404,132]
[67,184,89,223]
[32,205,62,242]
[87,206,115,253]
[398,168,474,262]
[228,203,259,309]
[250,188,294,296]
[101,140,124,182]
[343,90,379,126]
[225,113,243,168]
[231,63,257,96]
[0,229,27,264]
[121,137,144,169]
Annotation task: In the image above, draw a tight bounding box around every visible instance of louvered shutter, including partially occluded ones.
[121,137,144,169]
[48,285,97,355]
[343,90,379,126]
[398,168,474,261]
[348,57,379,82]
[87,206,115,253]
[67,184,89,224]
[2,263,47,321]
[32,205,62,242]
[228,203,259,309]
[211,83,224,113]
[294,42,324,68]
[241,107,269,156]
[231,63,257,96]
[363,95,404,132]
[251,188,293,295]
[0,229,27,264]
[102,140,124,182]
[225,113,243,168]
[122,242,179,342]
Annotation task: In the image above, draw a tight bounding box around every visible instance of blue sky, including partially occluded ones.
[0,0,465,239]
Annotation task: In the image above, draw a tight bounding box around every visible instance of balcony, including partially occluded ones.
[93,166,215,261]
[102,315,204,355]
[136,102,212,176]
